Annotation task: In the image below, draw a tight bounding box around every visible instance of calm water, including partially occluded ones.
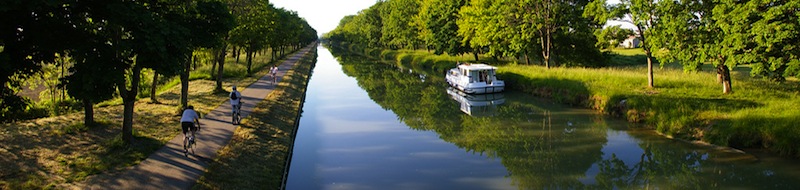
[285,45,800,190]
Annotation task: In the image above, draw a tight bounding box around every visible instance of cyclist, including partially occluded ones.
[180,105,201,153]
[230,86,242,123]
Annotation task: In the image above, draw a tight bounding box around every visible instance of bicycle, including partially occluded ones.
[183,122,199,156]
[232,103,242,125]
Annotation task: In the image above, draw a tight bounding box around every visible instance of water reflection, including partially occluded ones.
[293,45,800,189]
[446,87,505,116]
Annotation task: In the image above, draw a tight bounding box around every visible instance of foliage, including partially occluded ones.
[419,0,472,56]
[457,0,516,58]
[324,2,385,48]
[714,0,800,81]
[380,0,421,49]
[0,0,81,120]
[0,45,308,188]
[585,0,661,88]
[594,25,635,49]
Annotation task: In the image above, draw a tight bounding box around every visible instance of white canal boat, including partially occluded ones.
[445,63,505,94]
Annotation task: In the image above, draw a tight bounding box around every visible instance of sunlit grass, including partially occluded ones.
[0,48,301,189]
[194,47,316,189]
[500,63,800,157]
[335,42,800,158]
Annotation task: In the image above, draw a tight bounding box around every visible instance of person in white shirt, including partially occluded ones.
[180,106,201,139]
[230,85,242,116]
[271,66,278,83]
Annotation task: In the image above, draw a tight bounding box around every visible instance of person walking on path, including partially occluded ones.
[271,66,278,84]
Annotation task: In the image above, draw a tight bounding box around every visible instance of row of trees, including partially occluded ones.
[323,0,605,68]
[585,0,799,93]
[323,0,799,94]
[0,0,317,144]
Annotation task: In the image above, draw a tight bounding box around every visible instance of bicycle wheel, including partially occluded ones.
[183,136,189,156]
[188,135,195,155]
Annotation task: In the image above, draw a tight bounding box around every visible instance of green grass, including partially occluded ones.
[194,46,317,189]
[334,42,800,158]
[0,47,304,189]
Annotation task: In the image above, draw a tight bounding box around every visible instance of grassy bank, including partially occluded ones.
[331,42,800,158]
[194,46,316,189]
[0,49,300,189]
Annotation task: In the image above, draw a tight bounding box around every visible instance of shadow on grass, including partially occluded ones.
[500,72,591,107]
[607,52,648,66]
[610,94,763,142]
[707,114,800,157]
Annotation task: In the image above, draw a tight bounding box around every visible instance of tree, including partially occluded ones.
[418,0,473,57]
[648,0,735,93]
[585,0,661,88]
[229,0,272,76]
[515,0,562,68]
[458,0,516,60]
[458,0,603,66]
[179,0,234,107]
[63,40,122,126]
[381,0,421,49]
[0,0,79,121]
[594,25,634,49]
[715,0,800,82]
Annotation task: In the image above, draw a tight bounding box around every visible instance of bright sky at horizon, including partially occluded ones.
[270,0,635,36]
[271,0,377,37]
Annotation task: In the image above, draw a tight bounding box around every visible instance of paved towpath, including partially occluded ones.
[82,44,315,190]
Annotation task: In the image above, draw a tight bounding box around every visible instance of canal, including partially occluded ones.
[286,45,800,189]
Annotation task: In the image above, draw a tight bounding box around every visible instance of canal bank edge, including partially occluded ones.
[322,42,770,159]
[194,43,318,189]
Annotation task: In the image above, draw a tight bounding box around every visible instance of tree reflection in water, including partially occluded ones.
[326,45,800,189]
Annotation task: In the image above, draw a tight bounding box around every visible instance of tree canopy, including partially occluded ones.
[0,0,316,143]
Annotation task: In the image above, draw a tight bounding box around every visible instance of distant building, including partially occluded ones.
[621,35,640,48]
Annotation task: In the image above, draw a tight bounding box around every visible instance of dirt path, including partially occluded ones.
[80,44,315,190]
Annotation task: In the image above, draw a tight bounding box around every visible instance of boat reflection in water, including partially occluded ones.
[446,87,505,116]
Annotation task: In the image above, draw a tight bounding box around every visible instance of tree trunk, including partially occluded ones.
[645,49,654,89]
[637,24,655,89]
[192,54,198,70]
[246,49,253,75]
[271,47,277,61]
[60,56,66,101]
[717,63,733,94]
[211,53,218,80]
[120,65,141,144]
[150,72,158,103]
[234,46,240,63]
[180,57,190,108]
[525,51,531,65]
[215,44,227,92]
[472,51,479,62]
[83,99,94,126]
[540,33,551,69]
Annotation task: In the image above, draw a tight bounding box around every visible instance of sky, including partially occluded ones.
[270,0,378,36]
